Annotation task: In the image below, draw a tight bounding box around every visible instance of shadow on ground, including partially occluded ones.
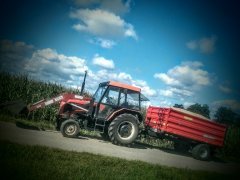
[77,133,227,163]
[16,121,41,131]
[15,123,227,163]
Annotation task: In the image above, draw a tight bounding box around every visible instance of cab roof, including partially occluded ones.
[108,81,141,92]
[99,81,149,101]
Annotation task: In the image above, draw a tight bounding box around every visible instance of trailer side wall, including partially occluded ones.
[145,106,227,147]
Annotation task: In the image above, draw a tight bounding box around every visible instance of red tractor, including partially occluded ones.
[27,80,148,145]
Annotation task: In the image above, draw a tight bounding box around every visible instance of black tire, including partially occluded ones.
[108,113,139,145]
[192,144,210,161]
[60,119,80,138]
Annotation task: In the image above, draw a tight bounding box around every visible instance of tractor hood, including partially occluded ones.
[65,94,92,105]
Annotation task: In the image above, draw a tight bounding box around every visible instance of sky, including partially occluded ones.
[0,0,240,116]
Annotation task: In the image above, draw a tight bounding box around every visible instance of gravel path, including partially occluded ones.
[0,121,239,173]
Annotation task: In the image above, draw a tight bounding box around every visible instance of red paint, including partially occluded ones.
[29,93,91,113]
[109,81,141,92]
[145,106,227,147]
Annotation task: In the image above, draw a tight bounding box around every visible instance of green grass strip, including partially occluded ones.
[0,141,234,180]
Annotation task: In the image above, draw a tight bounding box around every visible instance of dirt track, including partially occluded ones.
[0,121,239,173]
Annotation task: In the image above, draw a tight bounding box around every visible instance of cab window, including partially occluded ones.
[93,84,107,102]
[101,86,120,106]
[119,89,140,110]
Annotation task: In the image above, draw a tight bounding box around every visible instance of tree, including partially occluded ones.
[173,104,184,109]
[214,106,236,125]
[186,103,210,118]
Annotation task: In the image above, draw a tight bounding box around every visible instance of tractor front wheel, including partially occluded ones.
[60,119,80,138]
[108,113,139,145]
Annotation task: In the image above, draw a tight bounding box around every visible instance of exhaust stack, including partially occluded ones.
[80,70,87,96]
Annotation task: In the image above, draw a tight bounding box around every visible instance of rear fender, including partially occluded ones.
[107,108,143,123]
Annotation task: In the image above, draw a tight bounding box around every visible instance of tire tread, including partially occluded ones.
[108,113,138,146]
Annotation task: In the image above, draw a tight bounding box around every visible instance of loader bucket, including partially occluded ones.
[0,100,28,115]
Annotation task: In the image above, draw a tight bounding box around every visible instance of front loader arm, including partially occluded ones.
[28,94,65,112]
[28,93,87,112]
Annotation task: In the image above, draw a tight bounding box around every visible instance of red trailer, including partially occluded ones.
[145,106,227,160]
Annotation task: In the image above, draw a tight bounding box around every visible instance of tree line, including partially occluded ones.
[173,103,240,126]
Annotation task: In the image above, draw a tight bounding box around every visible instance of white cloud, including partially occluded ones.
[186,36,217,54]
[154,73,179,86]
[133,80,157,97]
[159,88,193,98]
[154,61,211,99]
[140,86,157,97]
[70,9,137,39]
[212,99,240,112]
[159,89,173,97]
[90,38,116,48]
[92,54,115,69]
[155,61,210,89]
[124,23,137,39]
[170,88,193,97]
[159,100,172,107]
[169,65,210,87]
[219,85,232,94]
[118,72,132,81]
[181,61,203,68]
[24,48,88,83]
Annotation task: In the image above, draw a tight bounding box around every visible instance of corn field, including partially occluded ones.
[0,72,88,122]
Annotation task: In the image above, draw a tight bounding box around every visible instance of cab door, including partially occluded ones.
[97,86,120,119]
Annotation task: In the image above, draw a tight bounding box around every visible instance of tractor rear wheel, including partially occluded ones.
[60,119,80,138]
[192,144,210,161]
[108,113,139,145]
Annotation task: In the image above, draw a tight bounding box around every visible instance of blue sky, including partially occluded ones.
[0,0,239,115]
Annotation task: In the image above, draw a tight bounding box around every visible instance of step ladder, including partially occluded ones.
[94,118,106,133]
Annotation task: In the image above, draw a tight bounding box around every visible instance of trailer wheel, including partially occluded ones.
[108,113,139,145]
[192,144,210,161]
[60,119,80,138]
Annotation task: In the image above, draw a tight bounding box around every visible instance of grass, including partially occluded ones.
[0,113,55,130]
[0,141,235,180]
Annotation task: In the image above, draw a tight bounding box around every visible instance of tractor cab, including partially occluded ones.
[91,81,147,120]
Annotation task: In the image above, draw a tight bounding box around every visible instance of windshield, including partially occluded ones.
[119,89,140,110]
[93,84,107,102]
